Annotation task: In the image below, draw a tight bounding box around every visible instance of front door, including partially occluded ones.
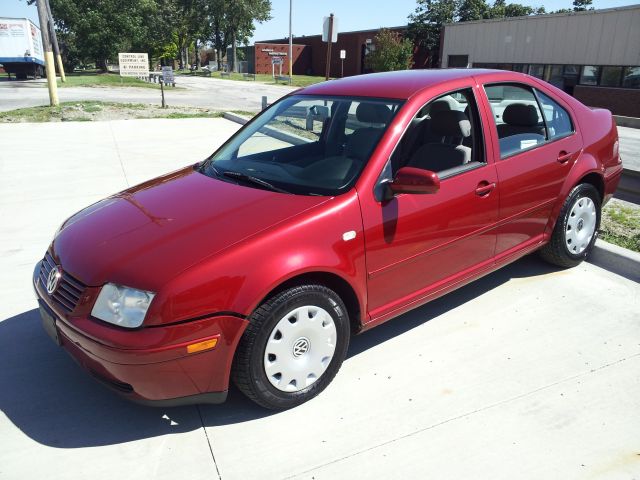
[361,86,500,320]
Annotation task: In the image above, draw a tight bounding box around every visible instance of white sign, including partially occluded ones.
[340,49,346,59]
[322,16,338,43]
[161,66,174,84]
[271,56,283,65]
[118,52,149,78]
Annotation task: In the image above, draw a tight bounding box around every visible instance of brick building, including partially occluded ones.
[249,26,407,78]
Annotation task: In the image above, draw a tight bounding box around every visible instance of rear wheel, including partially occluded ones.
[540,183,601,268]
[232,284,350,410]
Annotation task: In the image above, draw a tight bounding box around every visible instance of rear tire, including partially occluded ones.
[232,284,350,410]
[539,183,601,268]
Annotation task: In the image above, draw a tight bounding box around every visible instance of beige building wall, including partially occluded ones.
[441,5,640,67]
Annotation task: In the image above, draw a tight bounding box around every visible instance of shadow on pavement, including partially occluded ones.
[0,255,557,449]
[347,254,557,357]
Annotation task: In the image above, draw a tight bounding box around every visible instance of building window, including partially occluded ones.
[548,66,564,89]
[622,67,640,89]
[528,64,544,79]
[448,55,469,68]
[580,66,600,85]
[601,67,623,87]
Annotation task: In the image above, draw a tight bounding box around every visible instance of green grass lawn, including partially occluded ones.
[57,73,160,89]
[0,101,256,123]
[600,201,640,252]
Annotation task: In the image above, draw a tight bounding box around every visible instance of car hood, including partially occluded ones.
[52,167,329,288]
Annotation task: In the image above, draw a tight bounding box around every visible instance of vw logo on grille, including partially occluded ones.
[46,266,62,295]
[292,337,310,358]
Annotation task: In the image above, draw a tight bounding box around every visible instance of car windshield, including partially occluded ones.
[201,94,403,195]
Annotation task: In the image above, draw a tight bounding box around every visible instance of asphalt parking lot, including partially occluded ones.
[0,76,296,113]
[0,119,639,479]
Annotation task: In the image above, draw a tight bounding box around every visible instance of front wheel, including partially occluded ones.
[232,284,351,410]
[540,183,601,268]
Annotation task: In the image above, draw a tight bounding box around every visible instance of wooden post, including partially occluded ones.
[35,0,59,106]
[45,0,65,82]
[160,79,166,108]
[324,13,334,81]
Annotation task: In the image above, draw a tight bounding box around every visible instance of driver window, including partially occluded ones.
[391,88,484,178]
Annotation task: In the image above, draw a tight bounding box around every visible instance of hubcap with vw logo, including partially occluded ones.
[46,266,62,295]
[264,305,337,393]
[292,337,310,357]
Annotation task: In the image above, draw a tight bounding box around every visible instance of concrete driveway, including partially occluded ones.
[0,119,638,479]
[0,76,295,112]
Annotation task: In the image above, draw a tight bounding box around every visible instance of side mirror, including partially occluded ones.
[387,167,440,198]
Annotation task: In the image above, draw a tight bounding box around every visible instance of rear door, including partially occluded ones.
[479,82,582,258]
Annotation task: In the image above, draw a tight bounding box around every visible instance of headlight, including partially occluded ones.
[91,283,155,328]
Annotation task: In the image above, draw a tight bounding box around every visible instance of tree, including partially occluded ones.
[458,0,489,22]
[205,0,271,72]
[486,0,543,18]
[407,0,458,67]
[573,0,593,11]
[39,0,167,71]
[366,29,414,72]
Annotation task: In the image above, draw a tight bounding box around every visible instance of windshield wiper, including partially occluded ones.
[221,170,290,194]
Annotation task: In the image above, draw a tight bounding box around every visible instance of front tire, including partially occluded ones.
[232,284,350,410]
[540,183,601,268]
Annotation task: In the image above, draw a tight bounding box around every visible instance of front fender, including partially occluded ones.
[148,192,368,326]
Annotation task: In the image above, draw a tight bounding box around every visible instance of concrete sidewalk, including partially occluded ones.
[0,119,638,480]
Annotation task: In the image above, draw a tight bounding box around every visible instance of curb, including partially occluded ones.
[590,239,640,282]
[614,115,640,129]
[223,111,251,125]
[617,169,640,204]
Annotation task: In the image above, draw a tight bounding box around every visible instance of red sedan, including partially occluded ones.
[34,69,622,409]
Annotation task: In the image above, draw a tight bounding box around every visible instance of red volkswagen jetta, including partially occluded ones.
[34,69,622,409]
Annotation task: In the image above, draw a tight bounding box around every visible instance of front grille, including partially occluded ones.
[39,252,87,314]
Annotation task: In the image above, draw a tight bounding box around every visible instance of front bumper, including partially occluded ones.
[34,261,249,406]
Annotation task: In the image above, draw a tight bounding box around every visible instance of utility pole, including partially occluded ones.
[288,0,293,84]
[324,13,334,81]
[45,0,65,82]
[35,0,59,105]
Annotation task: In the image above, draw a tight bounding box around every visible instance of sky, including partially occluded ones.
[3,0,639,41]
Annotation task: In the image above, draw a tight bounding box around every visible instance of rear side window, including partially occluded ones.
[535,90,573,140]
[484,84,547,158]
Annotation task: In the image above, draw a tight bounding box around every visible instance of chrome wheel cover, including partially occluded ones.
[264,305,337,393]
[565,195,597,255]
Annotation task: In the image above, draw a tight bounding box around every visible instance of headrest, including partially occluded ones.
[428,100,452,116]
[356,103,391,124]
[430,110,471,138]
[502,103,539,126]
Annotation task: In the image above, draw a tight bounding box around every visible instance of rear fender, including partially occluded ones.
[544,153,602,236]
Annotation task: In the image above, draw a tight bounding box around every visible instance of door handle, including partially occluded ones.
[475,182,496,196]
[557,151,573,163]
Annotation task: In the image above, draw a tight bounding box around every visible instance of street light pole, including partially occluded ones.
[288,0,293,84]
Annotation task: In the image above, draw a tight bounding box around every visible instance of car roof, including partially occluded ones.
[299,68,526,99]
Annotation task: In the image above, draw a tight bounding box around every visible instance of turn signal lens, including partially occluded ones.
[186,338,218,354]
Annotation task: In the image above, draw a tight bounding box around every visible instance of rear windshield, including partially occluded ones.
[201,95,403,195]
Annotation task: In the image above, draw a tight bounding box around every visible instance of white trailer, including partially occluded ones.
[0,17,45,79]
